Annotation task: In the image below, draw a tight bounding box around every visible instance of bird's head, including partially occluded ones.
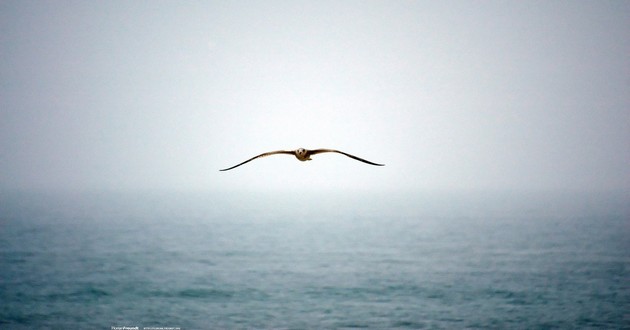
[295,148,311,161]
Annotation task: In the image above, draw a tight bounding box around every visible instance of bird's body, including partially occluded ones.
[220,148,384,171]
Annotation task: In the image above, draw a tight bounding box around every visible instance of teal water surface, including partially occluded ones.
[1,191,628,329]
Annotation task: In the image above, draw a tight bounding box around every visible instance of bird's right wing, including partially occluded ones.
[219,150,294,171]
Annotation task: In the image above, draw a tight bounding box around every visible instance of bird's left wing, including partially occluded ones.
[310,149,384,166]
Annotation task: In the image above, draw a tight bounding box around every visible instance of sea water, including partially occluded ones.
[1,190,628,329]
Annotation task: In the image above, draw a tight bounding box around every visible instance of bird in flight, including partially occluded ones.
[220,148,384,171]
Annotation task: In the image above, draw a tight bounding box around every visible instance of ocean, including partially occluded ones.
[1,190,628,329]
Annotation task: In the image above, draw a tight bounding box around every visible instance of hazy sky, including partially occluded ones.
[1,1,628,193]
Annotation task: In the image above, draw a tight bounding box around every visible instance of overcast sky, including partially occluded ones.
[1,1,628,194]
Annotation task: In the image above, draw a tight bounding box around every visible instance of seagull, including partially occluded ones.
[220,148,384,171]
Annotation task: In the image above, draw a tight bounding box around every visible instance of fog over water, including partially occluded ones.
[1,1,629,198]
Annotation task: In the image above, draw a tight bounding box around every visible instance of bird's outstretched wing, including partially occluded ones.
[219,150,294,171]
[309,149,385,166]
